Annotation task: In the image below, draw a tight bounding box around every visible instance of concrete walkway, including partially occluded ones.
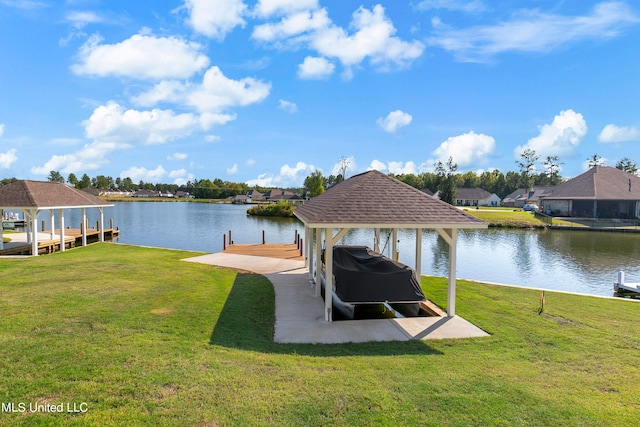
[183,252,489,344]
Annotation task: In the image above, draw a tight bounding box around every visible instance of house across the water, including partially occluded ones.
[540,166,640,219]
[454,188,501,207]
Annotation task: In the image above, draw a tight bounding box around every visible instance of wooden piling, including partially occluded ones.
[262,230,265,244]
[299,238,303,256]
[223,234,227,250]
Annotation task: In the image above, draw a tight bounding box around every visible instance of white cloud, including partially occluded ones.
[297,56,335,79]
[278,99,297,113]
[377,110,412,133]
[432,131,496,167]
[388,161,417,175]
[120,165,167,183]
[133,66,270,117]
[311,5,425,71]
[188,67,271,112]
[253,0,319,18]
[31,141,126,175]
[0,148,17,169]
[168,152,188,161]
[65,11,107,29]
[0,123,4,137]
[84,101,202,145]
[255,4,424,75]
[253,8,330,42]
[515,109,587,159]
[182,0,247,40]
[246,161,316,187]
[205,135,221,142]
[246,172,274,187]
[598,124,640,142]
[245,158,256,166]
[367,159,387,172]
[168,168,194,186]
[417,0,486,13]
[72,33,210,79]
[227,163,239,174]
[428,2,639,61]
[366,160,416,174]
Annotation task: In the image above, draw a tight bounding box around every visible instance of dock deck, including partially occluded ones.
[1,228,119,256]
[223,243,303,260]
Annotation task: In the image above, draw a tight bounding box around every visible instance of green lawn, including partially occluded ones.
[463,209,546,228]
[1,243,639,426]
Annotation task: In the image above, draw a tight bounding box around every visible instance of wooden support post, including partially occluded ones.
[229,230,232,244]
[299,238,303,256]
[262,230,265,244]
[41,220,45,232]
[223,234,227,250]
[315,228,322,297]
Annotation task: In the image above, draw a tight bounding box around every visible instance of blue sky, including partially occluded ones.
[1,0,639,187]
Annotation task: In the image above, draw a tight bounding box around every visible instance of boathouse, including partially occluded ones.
[293,170,488,322]
[0,180,113,255]
[540,166,640,219]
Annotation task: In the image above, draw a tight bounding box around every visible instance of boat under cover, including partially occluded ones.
[328,245,426,304]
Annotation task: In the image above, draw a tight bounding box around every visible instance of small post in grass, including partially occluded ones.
[538,291,545,314]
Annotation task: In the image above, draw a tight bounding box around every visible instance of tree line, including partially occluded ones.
[304,153,639,205]
[0,171,306,201]
[1,153,637,203]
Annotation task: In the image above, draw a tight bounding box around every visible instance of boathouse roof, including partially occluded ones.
[0,180,113,209]
[542,166,640,201]
[294,170,487,229]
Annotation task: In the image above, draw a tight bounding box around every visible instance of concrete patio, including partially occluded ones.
[182,252,489,344]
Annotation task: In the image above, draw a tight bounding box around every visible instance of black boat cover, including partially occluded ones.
[331,246,426,304]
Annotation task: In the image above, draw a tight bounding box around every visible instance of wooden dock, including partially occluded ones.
[223,243,304,260]
[0,228,119,256]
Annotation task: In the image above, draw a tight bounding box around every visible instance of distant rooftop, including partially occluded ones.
[542,166,640,200]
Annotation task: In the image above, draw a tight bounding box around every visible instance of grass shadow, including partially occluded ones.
[210,272,443,357]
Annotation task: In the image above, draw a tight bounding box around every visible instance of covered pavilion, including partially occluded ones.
[0,180,113,255]
[294,170,488,322]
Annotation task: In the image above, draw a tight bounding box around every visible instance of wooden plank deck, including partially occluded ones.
[0,228,119,256]
[223,243,304,260]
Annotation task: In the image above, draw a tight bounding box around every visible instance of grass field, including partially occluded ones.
[462,208,547,228]
[1,243,639,426]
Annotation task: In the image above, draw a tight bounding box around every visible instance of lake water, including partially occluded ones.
[39,201,640,298]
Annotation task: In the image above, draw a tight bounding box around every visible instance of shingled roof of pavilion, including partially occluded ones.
[294,170,487,229]
[541,166,640,201]
[0,180,112,209]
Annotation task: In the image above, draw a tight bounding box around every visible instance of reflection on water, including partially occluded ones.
[340,228,640,298]
[36,202,640,297]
